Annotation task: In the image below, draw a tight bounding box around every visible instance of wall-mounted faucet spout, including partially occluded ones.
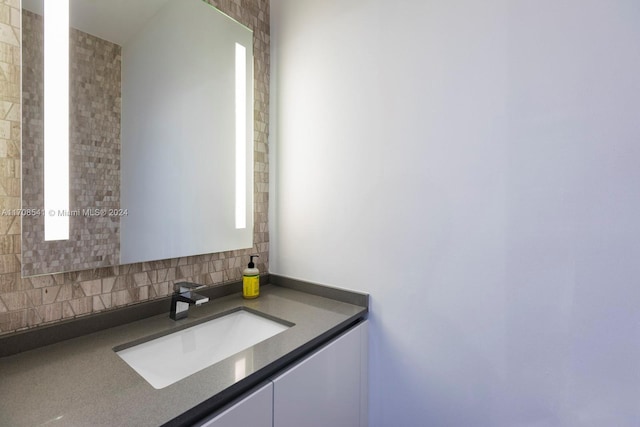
[170,282,209,320]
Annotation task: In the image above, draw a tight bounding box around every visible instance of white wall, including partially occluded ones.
[270,1,640,426]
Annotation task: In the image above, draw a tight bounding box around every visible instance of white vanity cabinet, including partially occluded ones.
[197,382,273,427]
[272,321,368,427]
[196,320,368,427]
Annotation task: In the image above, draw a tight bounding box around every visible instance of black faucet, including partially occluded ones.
[170,282,209,320]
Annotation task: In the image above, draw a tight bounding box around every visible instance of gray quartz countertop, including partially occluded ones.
[0,283,367,427]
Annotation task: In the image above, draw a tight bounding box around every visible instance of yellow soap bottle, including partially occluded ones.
[242,255,260,299]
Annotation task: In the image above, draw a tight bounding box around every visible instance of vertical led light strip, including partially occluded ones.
[235,43,247,229]
[44,0,70,241]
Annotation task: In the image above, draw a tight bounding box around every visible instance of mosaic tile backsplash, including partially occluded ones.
[0,0,270,335]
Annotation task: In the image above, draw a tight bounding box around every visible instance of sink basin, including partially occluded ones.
[115,309,291,389]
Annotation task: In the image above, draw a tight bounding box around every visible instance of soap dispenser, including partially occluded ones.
[242,255,260,299]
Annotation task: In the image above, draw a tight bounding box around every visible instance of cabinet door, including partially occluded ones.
[272,321,368,427]
[197,382,273,427]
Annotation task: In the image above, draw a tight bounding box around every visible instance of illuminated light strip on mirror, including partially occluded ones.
[235,42,247,229]
[44,0,70,241]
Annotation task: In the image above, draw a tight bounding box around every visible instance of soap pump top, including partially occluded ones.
[247,255,258,269]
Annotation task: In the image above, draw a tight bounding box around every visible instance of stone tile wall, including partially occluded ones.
[0,0,270,335]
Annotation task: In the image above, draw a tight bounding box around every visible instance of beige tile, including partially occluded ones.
[0,119,9,138]
[0,290,27,310]
[7,136,19,158]
[0,194,20,211]
[79,279,101,296]
[0,22,18,46]
[6,211,19,233]
[0,215,15,234]
[93,295,105,311]
[68,297,92,316]
[146,270,157,284]
[0,234,18,254]
[100,293,112,309]
[112,275,134,291]
[29,275,57,289]
[212,259,224,272]
[112,289,132,307]
[5,0,19,10]
[192,263,206,277]
[0,310,26,332]
[152,282,169,298]
[166,267,177,281]
[62,302,75,318]
[0,100,10,119]
[25,288,42,306]
[177,264,193,279]
[71,283,85,298]
[230,256,243,269]
[133,272,150,286]
[0,253,18,272]
[0,271,22,292]
[5,103,17,121]
[156,268,168,282]
[42,286,60,305]
[26,308,40,327]
[102,277,116,293]
[36,303,62,323]
[55,284,73,302]
[210,271,224,284]
[9,5,18,28]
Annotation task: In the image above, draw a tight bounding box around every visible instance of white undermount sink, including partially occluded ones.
[115,309,291,389]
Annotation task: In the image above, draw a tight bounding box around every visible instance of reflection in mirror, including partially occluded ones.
[21,0,254,276]
[120,0,253,264]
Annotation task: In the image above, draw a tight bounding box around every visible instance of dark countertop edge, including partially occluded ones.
[165,314,367,426]
[0,274,369,358]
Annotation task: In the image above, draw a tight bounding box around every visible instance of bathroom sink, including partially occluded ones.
[115,309,291,389]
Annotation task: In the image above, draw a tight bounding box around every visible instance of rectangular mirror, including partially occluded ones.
[21,0,254,276]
